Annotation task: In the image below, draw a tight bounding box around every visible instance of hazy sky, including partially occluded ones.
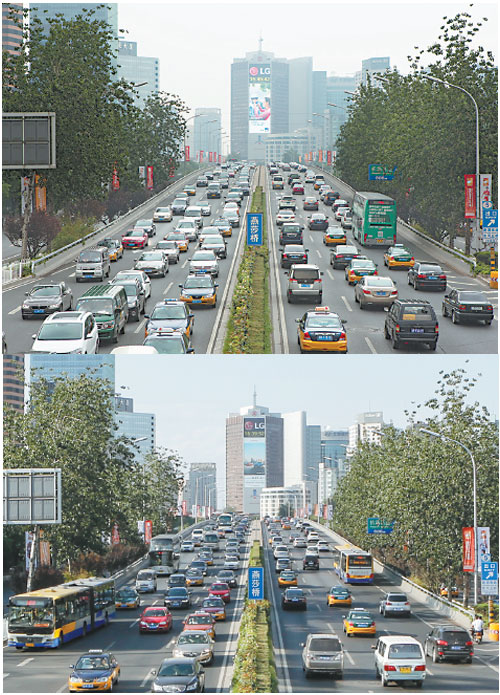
[118,0,498,137]
[115,354,499,501]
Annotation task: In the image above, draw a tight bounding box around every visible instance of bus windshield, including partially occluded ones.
[9,598,55,630]
[150,537,174,551]
[349,554,372,567]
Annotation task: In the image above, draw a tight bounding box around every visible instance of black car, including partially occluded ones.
[323,191,340,206]
[424,625,474,663]
[384,299,439,350]
[408,262,447,291]
[282,587,307,610]
[330,245,360,269]
[280,244,309,268]
[288,173,301,186]
[308,213,329,231]
[164,587,191,609]
[279,223,304,245]
[303,554,319,570]
[22,282,73,319]
[150,658,205,693]
[442,289,494,325]
[216,570,237,588]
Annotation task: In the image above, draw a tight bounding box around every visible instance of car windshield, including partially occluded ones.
[30,286,60,297]
[37,323,83,341]
[312,215,325,220]
[286,589,303,597]
[157,242,176,249]
[442,631,467,641]
[151,307,186,320]
[117,589,136,599]
[186,615,210,625]
[139,252,163,261]
[158,663,195,677]
[458,292,487,301]
[191,562,205,569]
[177,222,195,228]
[401,306,433,316]
[168,589,187,597]
[364,277,394,287]
[173,199,186,205]
[119,284,139,297]
[331,587,348,594]
[184,277,212,288]
[144,609,166,617]
[168,234,187,241]
[420,265,442,272]
[284,246,304,253]
[388,595,408,602]
[352,260,373,268]
[204,599,223,607]
[211,584,228,590]
[156,208,170,213]
[144,337,185,354]
[8,600,54,628]
[309,638,341,652]
[75,656,110,670]
[291,269,318,282]
[192,252,216,261]
[202,238,223,246]
[351,612,373,620]
[388,644,422,659]
[78,251,102,262]
[76,299,114,315]
[137,571,154,580]
[179,633,208,644]
[201,228,220,235]
[136,220,152,227]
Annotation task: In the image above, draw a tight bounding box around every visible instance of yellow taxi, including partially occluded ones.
[327,586,352,607]
[278,570,298,587]
[313,179,325,190]
[179,274,217,307]
[296,307,347,353]
[101,238,123,261]
[165,232,189,252]
[342,609,376,637]
[344,258,378,285]
[185,569,204,587]
[115,587,140,609]
[383,244,415,269]
[68,649,120,692]
[282,522,291,530]
[214,219,233,237]
[323,228,347,246]
[184,186,196,196]
[440,586,459,598]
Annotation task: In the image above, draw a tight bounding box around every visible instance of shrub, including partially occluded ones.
[51,217,95,252]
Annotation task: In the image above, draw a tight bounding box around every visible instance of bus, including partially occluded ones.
[352,192,397,247]
[217,513,233,535]
[148,534,180,576]
[203,530,220,552]
[7,577,115,649]
[333,549,374,584]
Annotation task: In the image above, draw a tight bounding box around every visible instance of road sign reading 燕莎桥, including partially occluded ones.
[367,517,395,534]
[247,213,263,246]
[248,566,264,600]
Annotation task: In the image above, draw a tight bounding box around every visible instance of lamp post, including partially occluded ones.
[175,475,186,533]
[184,114,201,175]
[419,428,478,604]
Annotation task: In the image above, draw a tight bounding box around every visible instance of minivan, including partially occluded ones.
[135,569,156,593]
[372,635,426,687]
[75,284,129,343]
[279,223,303,245]
[301,632,344,678]
[75,246,111,282]
[286,264,323,303]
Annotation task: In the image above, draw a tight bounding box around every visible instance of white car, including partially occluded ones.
[155,240,180,264]
[134,250,168,277]
[198,226,223,245]
[201,235,226,259]
[184,206,203,229]
[223,202,240,215]
[335,205,350,221]
[199,203,211,217]
[276,210,296,226]
[189,250,219,277]
[175,219,198,241]
[318,541,330,552]
[31,311,99,354]
[373,635,426,687]
[114,269,152,300]
[224,556,240,570]
[293,538,307,548]
[153,206,173,223]
[305,545,319,556]
[273,544,289,559]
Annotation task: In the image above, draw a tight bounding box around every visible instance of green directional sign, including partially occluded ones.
[367,517,394,534]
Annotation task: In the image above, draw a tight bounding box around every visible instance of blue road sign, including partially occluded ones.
[481,561,498,596]
[482,209,498,245]
[368,164,397,181]
[247,213,263,247]
[248,566,264,600]
[367,517,395,534]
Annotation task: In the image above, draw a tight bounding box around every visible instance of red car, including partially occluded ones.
[182,612,216,639]
[208,582,231,603]
[139,606,172,633]
[292,184,305,195]
[122,228,148,249]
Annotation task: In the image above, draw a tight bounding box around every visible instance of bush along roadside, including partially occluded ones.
[231,541,278,693]
[223,186,272,353]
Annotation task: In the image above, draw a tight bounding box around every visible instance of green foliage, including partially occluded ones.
[231,599,276,692]
[50,217,95,252]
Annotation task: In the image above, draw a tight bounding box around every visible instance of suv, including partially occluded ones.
[301,633,343,679]
[75,284,128,342]
[75,246,111,282]
[384,299,439,351]
[286,264,323,303]
[279,223,303,245]
[424,625,473,663]
[373,635,426,688]
[31,311,99,354]
[379,592,411,617]
[303,554,319,570]
[278,195,296,211]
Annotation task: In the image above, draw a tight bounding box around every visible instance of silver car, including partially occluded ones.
[189,250,220,277]
[301,633,344,678]
[155,240,180,264]
[201,235,227,259]
[184,206,204,229]
[135,250,168,277]
[224,555,240,570]
[172,630,214,665]
[153,206,173,223]
[175,219,198,241]
[199,203,211,217]
[114,269,151,300]
[354,275,398,308]
[286,264,323,303]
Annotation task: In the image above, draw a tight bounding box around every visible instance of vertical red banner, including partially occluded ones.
[314,503,319,517]
[462,527,475,571]
[185,145,190,162]
[327,150,332,165]
[323,505,328,520]
[111,523,120,545]
[146,165,154,190]
[309,151,313,161]
[209,152,213,162]
[464,175,476,219]
[112,167,120,191]
[319,150,323,163]
[182,500,187,516]
[144,520,153,544]
[218,154,221,164]
[200,150,204,163]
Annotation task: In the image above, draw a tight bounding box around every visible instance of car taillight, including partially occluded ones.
[283,254,288,258]
[417,273,426,278]
[465,640,473,647]
[458,304,467,310]
[364,234,367,242]
[374,271,378,275]
[439,274,447,279]
[486,305,493,310]
[435,323,439,333]
[411,257,415,261]
[313,278,321,283]
[391,290,398,295]
[303,255,307,259]
[414,665,426,671]
[436,639,448,646]
[384,665,397,671]
[348,622,354,627]
[395,324,400,333]
[362,289,371,295]
[339,332,346,340]
[303,332,311,340]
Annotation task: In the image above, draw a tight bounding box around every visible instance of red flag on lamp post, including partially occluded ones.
[462,527,475,571]
[185,145,190,162]
[146,166,154,190]
[464,175,476,219]
[112,167,120,191]
[327,150,332,165]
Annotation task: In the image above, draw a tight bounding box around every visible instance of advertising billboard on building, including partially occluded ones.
[243,417,266,513]
[249,64,271,134]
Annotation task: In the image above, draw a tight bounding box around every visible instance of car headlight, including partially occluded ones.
[140,621,148,626]
[151,683,164,693]
[159,621,167,625]
[22,303,30,308]
[69,676,80,683]
[96,675,110,683]
[172,649,182,657]
[186,681,198,691]
[49,303,62,309]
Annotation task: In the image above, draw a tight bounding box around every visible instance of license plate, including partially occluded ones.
[192,299,202,304]
[320,656,330,660]
[375,291,387,296]
[428,276,437,280]
[84,275,93,278]
[33,309,44,313]
[400,667,411,673]
[26,642,34,647]
[376,239,384,243]
[300,284,312,288]
[317,335,333,341]
[172,602,180,606]
[470,306,482,311]
[411,328,424,333]
[149,624,158,629]
[82,685,94,689]
[358,624,370,627]
[451,646,462,650]
[144,269,153,273]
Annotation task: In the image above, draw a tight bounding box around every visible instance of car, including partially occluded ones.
[303,553,320,570]
[181,540,195,553]
[155,239,180,264]
[208,582,231,603]
[323,227,347,246]
[277,570,298,587]
[135,250,168,277]
[200,235,227,259]
[207,184,221,199]
[198,551,214,566]
[345,258,378,285]
[169,573,188,588]
[273,544,289,559]
[171,198,188,215]
[282,587,307,610]
[188,249,219,277]
[305,545,319,555]
[115,587,141,609]
[199,203,211,217]
[439,586,459,598]
[175,219,199,241]
[301,633,344,678]
[304,172,316,184]
[275,558,292,573]
[335,205,350,221]
[212,218,232,237]
[292,183,305,195]
[269,535,283,546]
[164,587,191,609]
[306,531,319,540]
[341,210,353,229]
[442,289,494,325]
[215,569,237,588]
[173,630,214,665]
[114,269,152,300]
[182,612,216,640]
[143,330,194,354]
[313,178,325,190]
[327,586,352,606]
[276,210,296,226]
[307,213,329,230]
[279,222,304,245]
[354,275,398,309]
[153,206,173,223]
[201,597,226,621]
[319,185,332,200]
[184,186,196,196]
[122,227,148,249]
[189,559,208,575]
[144,300,194,339]
[280,244,309,268]
[278,195,297,211]
[221,209,240,227]
[296,306,347,353]
[227,189,243,203]
[373,635,426,687]
[31,311,99,354]
[22,282,73,319]
[184,206,204,229]
[139,606,172,633]
[196,177,208,187]
[198,225,225,244]
[408,262,447,291]
[384,244,415,269]
[150,657,205,693]
[379,592,411,617]
[68,649,120,693]
[134,218,156,238]
[318,541,330,552]
[272,176,284,189]
[179,274,218,307]
[224,555,240,570]
[330,244,360,268]
[111,279,144,322]
[293,537,307,548]
[384,299,439,350]
[323,191,340,206]
[424,624,473,663]
[99,238,123,261]
[343,609,376,636]
[166,231,189,252]
[286,264,323,303]
[287,172,300,185]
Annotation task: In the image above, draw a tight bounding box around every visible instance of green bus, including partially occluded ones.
[352,192,397,247]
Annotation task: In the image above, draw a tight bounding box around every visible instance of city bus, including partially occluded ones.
[352,192,397,247]
[203,530,220,552]
[333,548,374,584]
[7,576,115,649]
[217,513,234,535]
[148,534,180,576]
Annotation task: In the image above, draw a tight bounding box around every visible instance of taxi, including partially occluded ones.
[440,586,459,598]
[323,227,347,246]
[313,179,325,190]
[383,244,415,269]
[68,649,120,692]
[182,612,216,640]
[201,597,226,621]
[185,568,204,587]
[213,218,233,237]
[184,186,196,196]
[342,609,376,637]
[296,306,347,354]
[115,587,141,609]
[282,522,291,530]
[327,586,352,607]
[278,570,298,587]
[179,274,218,307]
[144,299,194,339]
[165,231,189,252]
[344,257,378,285]
[100,238,123,261]
[198,550,214,566]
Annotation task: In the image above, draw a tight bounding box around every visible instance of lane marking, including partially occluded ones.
[8,306,20,315]
[129,617,139,629]
[327,269,335,281]
[140,671,153,688]
[4,674,10,679]
[343,649,355,666]
[16,657,34,667]
[181,259,188,268]
[341,295,353,312]
[365,337,377,354]
[104,641,115,651]
[134,318,147,334]
[163,281,173,296]
[316,249,321,257]
[68,272,75,277]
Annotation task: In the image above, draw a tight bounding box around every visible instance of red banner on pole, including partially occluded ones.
[200,150,204,163]
[144,520,153,544]
[218,154,221,164]
[185,145,190,162]
[182,500,187,516]
[327,150,332,165]
[112,167,120,191]
[462,527,475,571]
[111,523,120,545]
[146,166,154,190]
[464,174,476,219]
[319,150,323,163]
[309,151,313,162]
[209,152,213,162]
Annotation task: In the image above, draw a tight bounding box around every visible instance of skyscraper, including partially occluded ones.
[3,355,25,411]
[116,40,159,108]
[28,354,115,390]
[326,74,357,147]
[2,3,23,55]
[305,424,322,481]
[359,56,391,86]
[282,411,306,487]
[185,463,217,515]
[288,57,313,133]
[115,406,156,465]
[348,412,385,450]
[193,108,222,162]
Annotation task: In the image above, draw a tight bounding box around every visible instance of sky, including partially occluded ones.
[117,0,498,139]
[115,354,499,503]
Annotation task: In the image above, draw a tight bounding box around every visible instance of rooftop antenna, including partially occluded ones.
[253,385,257,407]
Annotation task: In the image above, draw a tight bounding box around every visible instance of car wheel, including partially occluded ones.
[391,336,400,350]
[451,310,460,324]
[384,324,390,339]
[432,647,440,663]
[407,274,412,285]
[442,304,448,317]
[112,327,119,344]
[414,280,420,290]
[415,681,423,688]
[465,656,472,664]
[382,675,389,687]
[429,341,437,351]
[304,668,310,679]
[354,292,359,303]
[82,622,87,637]
[485,319,493,325]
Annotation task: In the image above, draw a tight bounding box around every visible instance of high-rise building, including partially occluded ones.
[115,407,155,464]
[226,393,283,513]
[3,355,25,411]
[265,132,318,163]
[193,108,222,162]
[184,463,217,516]
[358,56,391,86]
[260,483,311,519]
[282,411,306,487]
[326,74,357,147]
[305,425,322,482]
[348,412,385,451]
[116,40,159,109]
[2,3,23,55]
[321,428,349,466]
[288,57,313,133]
[28,355,115,391]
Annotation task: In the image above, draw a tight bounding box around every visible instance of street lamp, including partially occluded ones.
[175,475,186,533]
[183,114,202,174]
[419,428,479,604]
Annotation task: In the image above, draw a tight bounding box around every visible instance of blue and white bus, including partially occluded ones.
[149,534,180,576]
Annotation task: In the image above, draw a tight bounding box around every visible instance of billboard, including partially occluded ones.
[249,64,271,134]
[243,417,265,438]
[243,417,266,513]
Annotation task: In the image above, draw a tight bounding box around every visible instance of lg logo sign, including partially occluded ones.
[249,66,270,76]
[244,419,265,431]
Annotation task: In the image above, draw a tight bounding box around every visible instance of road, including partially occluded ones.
[262,522,499,693]
[266,170,498,354]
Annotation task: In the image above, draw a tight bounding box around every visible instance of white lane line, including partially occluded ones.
[68,272,75,277]
[426,667,434,676]
[56,682,68,693]
[4,673,10,678]
[129,617,139,629]
[134,318,147,334]
[163,281,173,295]
[16,657,34,667]
[8,306,21,315]
[327,269,335,281]
[152,599,158,605]
[316,249,321,257]
[365,337,377,354]
[104,641,115,651]
[344,650,355,666]
[341,295,353,312]
[181,259,188,268]
[140,671,153,688]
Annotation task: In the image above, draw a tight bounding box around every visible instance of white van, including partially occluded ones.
[373,635,426,687]
[191,529,204,546]
[135,569,156,593]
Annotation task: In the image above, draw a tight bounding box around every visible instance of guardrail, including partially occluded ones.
[2,261,23,284]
